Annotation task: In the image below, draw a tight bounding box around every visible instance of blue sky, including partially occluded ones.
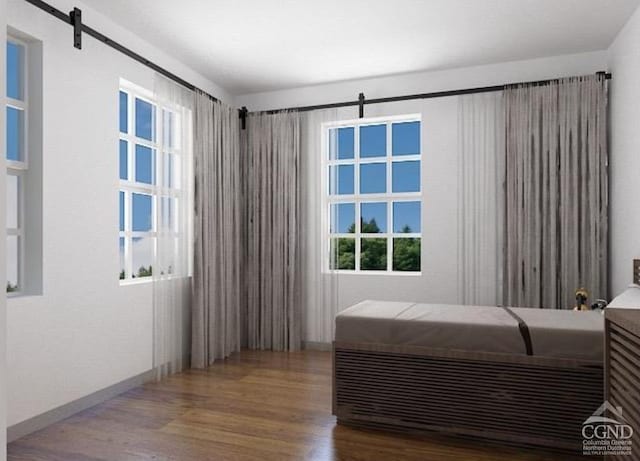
[330,122,421,196]
[361,202,387,232]
[135,98,154,141]
[7,42,22,100]
[119,93,155,237]
[119,192,153,233]
[393,201,421,233]
[6,107,22,161]
[119,91,128,133]
[7,41,24,162]
[360,124,386,157]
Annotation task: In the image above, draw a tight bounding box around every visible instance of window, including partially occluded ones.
[326,116,422,273]
[119,82,187,281]
[6,39,27,293]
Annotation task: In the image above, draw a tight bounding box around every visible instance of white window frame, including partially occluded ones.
[323,114,422,275]
[119,81,185,283]
[6,36,29,295]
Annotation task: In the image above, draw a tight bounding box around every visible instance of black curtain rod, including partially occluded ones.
[23,0,220,102]
[251,72,612,115]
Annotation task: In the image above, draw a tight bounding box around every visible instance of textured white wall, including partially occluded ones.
[4,0,224,427]
[608,6,640,297]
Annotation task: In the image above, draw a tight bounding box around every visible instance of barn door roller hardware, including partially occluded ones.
[358,92,365,118]
[239,107,248,130]
[70,7,82,49]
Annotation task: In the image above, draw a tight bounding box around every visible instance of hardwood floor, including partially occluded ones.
[8,350,584,461]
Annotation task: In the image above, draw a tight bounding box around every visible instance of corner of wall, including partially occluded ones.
[0,0,7,456]
[606,3,640,297]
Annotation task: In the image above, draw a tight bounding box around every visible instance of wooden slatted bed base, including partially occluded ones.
[333,341,603,452]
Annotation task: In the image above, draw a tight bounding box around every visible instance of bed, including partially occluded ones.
[332,301,604,451]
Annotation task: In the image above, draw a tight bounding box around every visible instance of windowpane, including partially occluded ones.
[132,193,153,232]
[119,237,125,280]
[329,127,354,160]
[360,124,386,158]
[163,110,174,148]
[135,144,155,185]
[393,238,421,271]
[360,163,386,194]
[360,202,386,233]
[131,236,153,278]
[158,237,177,276]
[393,201,421,233]
[119,191,125,231]
[361,238,387,271]
[159,196,176,232]
[329,164,354,195]
[7,106,24,161]
[164,153,180,189]
[7,235,19,292]
[330,202,355,233]
[135,98,155,141]
[119,140,128,180]
[119,91,128,133]
[6,174,19,229]
[392,121,420,156]
[329,238,355,270]
[392,160,420,192]
[7,42,23,100]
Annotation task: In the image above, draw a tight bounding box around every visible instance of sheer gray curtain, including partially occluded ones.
[191,91,241,367]
[152,75,194,380]
[457,92,505,306]
[242,111,302,351]
[503,75,608,309]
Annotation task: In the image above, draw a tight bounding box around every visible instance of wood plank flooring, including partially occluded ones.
[8,350,585,460]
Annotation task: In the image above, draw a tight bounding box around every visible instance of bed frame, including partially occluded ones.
[333,341,603,452]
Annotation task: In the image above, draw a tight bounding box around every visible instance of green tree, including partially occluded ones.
[361,238,387,270]
[361,218,381,233]
[393,237,421,271]
[332,238,355,270]
[136,266,153,278]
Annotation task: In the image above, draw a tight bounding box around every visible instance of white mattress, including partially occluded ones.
[335,300,604,361]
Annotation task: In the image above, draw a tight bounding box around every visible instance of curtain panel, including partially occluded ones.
[503,75,608,309]
[151,75,194,380]
[191,91,242,368]
[457,92,506,306]
[242,111,302,351]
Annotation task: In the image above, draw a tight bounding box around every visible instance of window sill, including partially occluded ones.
[119,278,153,286]
[119,274,192,286]
[7,292,44,300]
[323,271,422,277]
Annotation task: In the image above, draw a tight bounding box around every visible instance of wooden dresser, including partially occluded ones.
[605,307,640,460]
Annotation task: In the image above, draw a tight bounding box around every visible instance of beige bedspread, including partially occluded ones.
[335,300,603,361]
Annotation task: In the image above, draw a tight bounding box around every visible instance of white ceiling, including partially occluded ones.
[82,0,639,95]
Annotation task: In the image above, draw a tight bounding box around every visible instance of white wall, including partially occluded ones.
[5,0,226,427]
[1,0,7,455]
[237,51,607,111]
[608,6,640,297]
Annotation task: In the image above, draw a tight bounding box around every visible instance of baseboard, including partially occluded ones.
[7,369,154,443]
[302,341,332,351]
